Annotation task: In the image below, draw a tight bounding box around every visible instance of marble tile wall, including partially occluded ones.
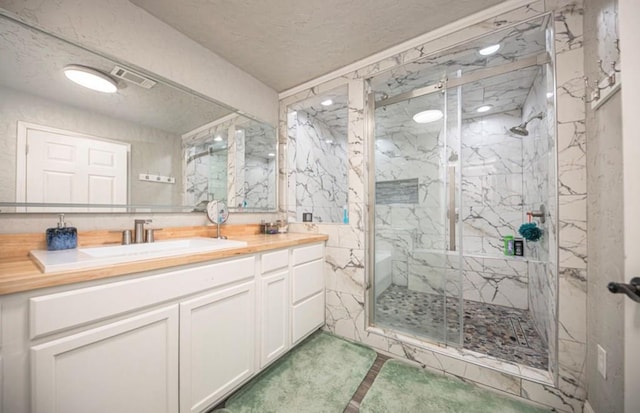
[287,110,348,223]
[281,1,587,411]
[183,144,227,207]
[460,111,525,256]
[244,155,275,209]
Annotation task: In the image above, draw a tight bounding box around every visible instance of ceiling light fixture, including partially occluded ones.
[267,152,276,157]
[320,99,333,106]
[476,105,493,113]
[63,65,118,93]
[478,44,501,56]
[326,139,334,144]
[214,135,223,142]
[413,109,444,124]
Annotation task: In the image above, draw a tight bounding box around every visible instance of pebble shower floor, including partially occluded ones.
[375,285,549,370]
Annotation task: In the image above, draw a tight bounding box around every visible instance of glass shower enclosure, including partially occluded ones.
[369,15,557,372]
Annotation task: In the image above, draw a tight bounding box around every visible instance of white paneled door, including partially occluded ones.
[620,0,640,412]
[17,122,128,211]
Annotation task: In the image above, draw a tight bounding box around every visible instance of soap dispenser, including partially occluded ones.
[46,214,77,251]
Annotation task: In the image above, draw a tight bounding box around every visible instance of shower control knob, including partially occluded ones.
[607,277,640,303]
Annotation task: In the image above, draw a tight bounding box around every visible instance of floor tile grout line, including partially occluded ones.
[343,353,390,413]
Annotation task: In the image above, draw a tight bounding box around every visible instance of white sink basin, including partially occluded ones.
[30,237,247,273]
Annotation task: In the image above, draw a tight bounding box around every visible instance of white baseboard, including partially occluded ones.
[584,400,596,413]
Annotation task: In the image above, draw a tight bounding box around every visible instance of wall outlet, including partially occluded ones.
[597,344,607,379]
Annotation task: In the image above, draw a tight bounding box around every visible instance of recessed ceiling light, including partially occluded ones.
[476,105,493,113]
[267,152,275,157]
[320,99,333,106]
[63,65,117,93]
[546,92,554,99]
[478,44,501,56]
[214,135,223,142]
[326,139,334,144]
[236,129,243,135]
[413,109,444,124]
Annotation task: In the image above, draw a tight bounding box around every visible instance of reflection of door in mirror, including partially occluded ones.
[287,85,349,223]
[16,123,129,212]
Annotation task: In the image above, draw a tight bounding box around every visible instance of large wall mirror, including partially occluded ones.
[0,14,277,213]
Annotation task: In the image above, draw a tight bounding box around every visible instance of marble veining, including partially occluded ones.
[287,108,348,223]
[281,2,586,411]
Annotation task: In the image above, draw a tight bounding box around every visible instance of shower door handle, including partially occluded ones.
[448,166,456,251]
[607,277,640,303]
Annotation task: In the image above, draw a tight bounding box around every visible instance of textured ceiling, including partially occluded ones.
[129,0,508,92]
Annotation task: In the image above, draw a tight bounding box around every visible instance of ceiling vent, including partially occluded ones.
[110,66,156,89]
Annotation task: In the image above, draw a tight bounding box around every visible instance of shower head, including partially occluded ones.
[509,112,545,137]
[510,124,530,136]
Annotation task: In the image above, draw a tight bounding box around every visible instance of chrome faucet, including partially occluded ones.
[134,219,152,243]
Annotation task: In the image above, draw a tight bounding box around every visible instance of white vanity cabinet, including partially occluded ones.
[259,248,290,368]
[179,281,255,413]
[0,241,325,413]
[291,243,325,344]
[31,305,179,413]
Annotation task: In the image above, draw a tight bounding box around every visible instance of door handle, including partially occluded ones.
[607,277,640,303]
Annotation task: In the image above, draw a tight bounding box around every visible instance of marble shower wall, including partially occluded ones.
[373,105,532,310]
[460,111,525,255]
[183,144,227,207]
[287,110,348,223]
[281,1,587,411]
[244,154,275,209]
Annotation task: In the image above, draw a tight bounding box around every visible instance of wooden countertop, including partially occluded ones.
[0,228,327,295]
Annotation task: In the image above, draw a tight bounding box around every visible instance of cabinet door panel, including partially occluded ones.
[180,282,255,413]
[292,259,324,303]
[31,305,179,413]
[261,270,289,368]
[291,291,325,344]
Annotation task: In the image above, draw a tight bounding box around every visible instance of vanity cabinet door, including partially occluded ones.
[31,305,179,413]
[291,246,325,345]
[179,281,256,413]
[260,269,290,368]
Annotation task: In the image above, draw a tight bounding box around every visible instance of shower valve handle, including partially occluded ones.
[607,277,640,303]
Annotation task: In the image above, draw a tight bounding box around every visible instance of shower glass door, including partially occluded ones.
[372,79,463,346]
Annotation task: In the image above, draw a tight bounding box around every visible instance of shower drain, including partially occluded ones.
[509,317,529,347]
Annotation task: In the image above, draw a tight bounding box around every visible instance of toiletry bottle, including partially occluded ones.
[503,235,514,256]
[46,214,77,251]
[343,205,349,224]
[514,238,524,256]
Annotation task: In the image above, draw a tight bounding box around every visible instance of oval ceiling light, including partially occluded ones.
[478,44,501,56]
[214,135,223,142]
[476,105,493,113]
[325,139,334,144]
[267,152,276,157]
[320,99,333,106]
[413,109,444,124]
[63,65,117,93]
